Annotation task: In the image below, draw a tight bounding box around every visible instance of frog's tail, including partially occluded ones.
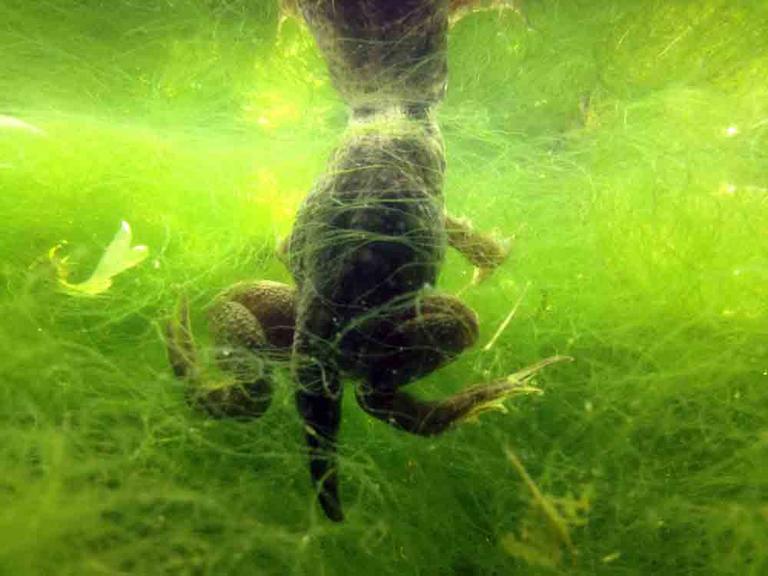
[293,309,345,522]
[295,358,344,521]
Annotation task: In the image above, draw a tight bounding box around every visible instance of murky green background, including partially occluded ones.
[1,1,767,574]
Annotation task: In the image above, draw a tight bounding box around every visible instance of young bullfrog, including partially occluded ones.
[166,0,564,522]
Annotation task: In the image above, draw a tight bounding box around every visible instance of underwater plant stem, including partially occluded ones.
[483,282,530,352]
[505,445,575,554]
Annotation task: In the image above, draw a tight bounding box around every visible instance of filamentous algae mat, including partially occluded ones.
[1,1,767,575]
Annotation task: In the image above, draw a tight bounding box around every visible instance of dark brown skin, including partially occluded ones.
[165,0,566,523]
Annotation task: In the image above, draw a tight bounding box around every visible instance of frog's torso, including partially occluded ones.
[289,0,451,331]
[287,112,447,366]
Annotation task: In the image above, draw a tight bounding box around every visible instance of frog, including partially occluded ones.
[165,0,566,522]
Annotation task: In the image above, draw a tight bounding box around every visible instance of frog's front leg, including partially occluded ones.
[445,212,512,283]
[164,281,297,419]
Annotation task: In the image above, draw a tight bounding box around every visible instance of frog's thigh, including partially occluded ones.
[363,294,479,389]
[212,280,297,355]
[354,294,562,436]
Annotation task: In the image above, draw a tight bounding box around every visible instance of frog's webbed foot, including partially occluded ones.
[450,355,573,425]
[164,294,198,381]
[163,281,297,420]
[445,212,513,284]
[358,355,572,436]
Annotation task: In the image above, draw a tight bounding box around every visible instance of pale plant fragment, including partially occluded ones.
[51,221,149,296]
[0,114,45,136]
[501,445,591,568]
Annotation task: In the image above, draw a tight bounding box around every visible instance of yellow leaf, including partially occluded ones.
[56,221,149,296]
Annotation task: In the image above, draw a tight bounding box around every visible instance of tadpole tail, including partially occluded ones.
[295,369,344,521]
[304,426,344,522]
[297,380,344,522]
[294,328,345,522]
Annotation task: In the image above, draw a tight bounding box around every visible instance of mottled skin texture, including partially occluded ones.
[296,0,449,112]
[165,0,564,523]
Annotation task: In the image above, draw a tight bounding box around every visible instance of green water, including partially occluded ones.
[1,1,767,574]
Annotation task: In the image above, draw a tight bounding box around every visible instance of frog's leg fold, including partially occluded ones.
[353,292,477,433]
[164,281,297,419]
[352,292,570,435]
[347,293,480,387]
[211,280,297,353]
[293,298,344,522]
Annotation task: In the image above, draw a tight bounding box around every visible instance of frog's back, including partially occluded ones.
[288,120,447,319]
[297,0,449,111]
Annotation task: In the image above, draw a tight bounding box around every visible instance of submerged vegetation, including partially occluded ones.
[1,0,766,574]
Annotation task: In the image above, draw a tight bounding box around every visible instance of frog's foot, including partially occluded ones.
[164,294,269,418]
[452,355,573,426]
[186,378,273,420]
[357,355,572,436]
[164,294,198,381]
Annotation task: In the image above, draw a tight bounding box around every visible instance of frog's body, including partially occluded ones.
[288,110,470,520]
[289,114,450,377]
[165,0,566,523]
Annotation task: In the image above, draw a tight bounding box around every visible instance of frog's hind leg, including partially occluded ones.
[353,293,477,433]
[164,281,297,419]
[353,294,481,388]
[210,280,297,355]
[354,294,568,435]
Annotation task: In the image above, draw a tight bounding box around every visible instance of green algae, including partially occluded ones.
[1,1,767,574]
